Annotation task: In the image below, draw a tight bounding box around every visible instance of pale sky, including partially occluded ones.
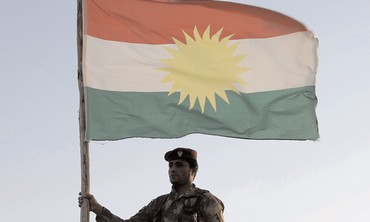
[1,0,370,221]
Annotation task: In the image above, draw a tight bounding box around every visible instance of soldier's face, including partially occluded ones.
[168,159,194,185]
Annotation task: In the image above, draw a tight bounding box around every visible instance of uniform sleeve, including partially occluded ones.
[198,192,225,222]
[95,207,125,222]
[124,201,156,221]
[96,198,161,222]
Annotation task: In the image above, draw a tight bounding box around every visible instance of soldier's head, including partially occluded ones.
[165,148,198,185]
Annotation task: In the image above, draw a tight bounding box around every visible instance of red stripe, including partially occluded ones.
[85,0,307,44]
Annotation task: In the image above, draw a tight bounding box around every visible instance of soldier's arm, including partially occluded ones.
[78,193,128,222]
[79,193,162,222]
[204,212,225,222]
[199,192,225,222]
[95,207,126,222]
[125,196,166,222]
[95,202,156,222]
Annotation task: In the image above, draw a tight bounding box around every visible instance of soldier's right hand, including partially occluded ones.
[78,192,103,215]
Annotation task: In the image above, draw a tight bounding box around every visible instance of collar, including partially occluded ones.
[170,184,197,199]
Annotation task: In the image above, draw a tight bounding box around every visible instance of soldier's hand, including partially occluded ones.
[78,192,103,215]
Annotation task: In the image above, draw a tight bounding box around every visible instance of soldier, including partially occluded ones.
[79,147,225,222]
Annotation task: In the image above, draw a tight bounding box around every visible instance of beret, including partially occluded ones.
[164,147,197,162]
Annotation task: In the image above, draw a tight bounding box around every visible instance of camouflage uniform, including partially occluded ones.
[96,184,224,222]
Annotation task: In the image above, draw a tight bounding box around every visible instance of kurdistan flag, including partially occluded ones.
[82,0,319,141]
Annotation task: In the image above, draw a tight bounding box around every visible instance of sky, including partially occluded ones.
[1,0,370,221]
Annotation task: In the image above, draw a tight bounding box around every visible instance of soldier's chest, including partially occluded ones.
[162,197,202,222]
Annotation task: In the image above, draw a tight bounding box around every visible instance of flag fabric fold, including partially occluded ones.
[82,0,319,141]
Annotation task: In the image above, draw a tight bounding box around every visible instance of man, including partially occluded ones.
[79,147,225,221]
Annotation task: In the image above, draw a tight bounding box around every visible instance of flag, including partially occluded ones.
[82,0,319,141]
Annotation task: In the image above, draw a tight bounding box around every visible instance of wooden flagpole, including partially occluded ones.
[77,0,90,221]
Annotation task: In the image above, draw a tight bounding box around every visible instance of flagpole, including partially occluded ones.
[77,0,90,221]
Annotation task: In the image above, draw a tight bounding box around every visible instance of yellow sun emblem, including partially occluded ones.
[160,25,248,113]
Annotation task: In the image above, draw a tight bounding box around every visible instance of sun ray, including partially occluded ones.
[193,26,202,41]
[212,27,223,41]
[216,90,230,104]
[207,94,217,111]
[183,30,195,44]
[168,86,177,95]
[221,34,235,44]
[234,54,248,63]
[178,92,188,104]
[203,25,211,40]
[228,44,239,53]
[160,25,249,113]
[226,84,241,94]
[189,94,197,110]
[198,95,207,113]
[173,38,186,49]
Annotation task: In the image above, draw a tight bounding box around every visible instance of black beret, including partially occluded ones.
[164,147,197,163]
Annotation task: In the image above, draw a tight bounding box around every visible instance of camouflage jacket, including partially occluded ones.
[96,184,224,222]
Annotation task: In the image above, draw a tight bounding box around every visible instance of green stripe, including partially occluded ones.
[85,86,318,140]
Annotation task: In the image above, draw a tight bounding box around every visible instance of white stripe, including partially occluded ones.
[83,31,317,93]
